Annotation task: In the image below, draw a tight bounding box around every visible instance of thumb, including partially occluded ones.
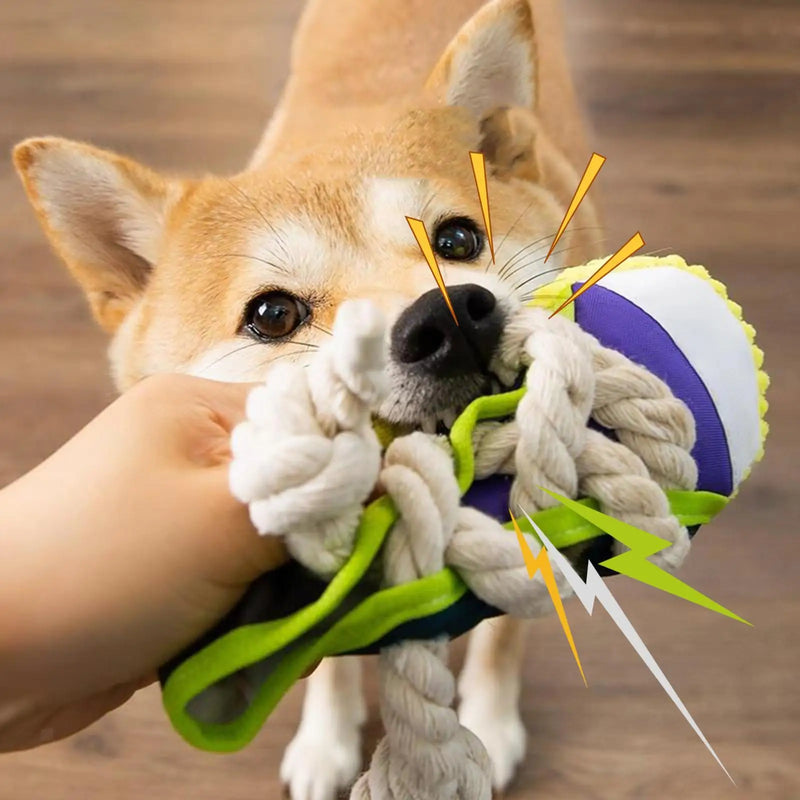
[203,461,291,584]
[201,380,298,578]
[197,379,262,432]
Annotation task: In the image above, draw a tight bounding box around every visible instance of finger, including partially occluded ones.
[13,680,142,751]
[135,671,159,689]
[200,380,262,431]
[246,529,291,574]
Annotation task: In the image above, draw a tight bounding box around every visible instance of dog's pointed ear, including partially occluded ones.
[426,0,537,120]
[426,0,542,178]
[13,137,185,332]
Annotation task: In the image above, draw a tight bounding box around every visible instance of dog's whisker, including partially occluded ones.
[641,246,673,257]
[309,322,332,337]
[508,241,608,295]
[418,188,441,222]
[220,252,293,277]
[509,264,573,296]
[509,239,610,295]
[496,232,557,279]
[505,256,580,295]
[503,234,608,286]
[255,345,318,373]
[224,178,292,262]
[486,199,539,273]
[500,234,578,281]
[196,337,320,377]
[499,225,604,275]
[497,226,602,280]
[196,341,263,374]
[501,248,558,284]
[515,292,564,305]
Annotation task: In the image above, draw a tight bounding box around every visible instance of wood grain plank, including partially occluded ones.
[0,0,798,797]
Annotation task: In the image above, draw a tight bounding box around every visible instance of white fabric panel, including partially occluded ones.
[600,266,761,487]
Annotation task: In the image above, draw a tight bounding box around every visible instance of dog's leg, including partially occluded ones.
[281,656,366,800]
[458,616,529,792]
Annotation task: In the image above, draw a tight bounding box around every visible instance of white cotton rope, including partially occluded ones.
[229,298,698,799]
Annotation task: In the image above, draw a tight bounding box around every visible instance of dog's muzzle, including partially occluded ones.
[390,283,504,379]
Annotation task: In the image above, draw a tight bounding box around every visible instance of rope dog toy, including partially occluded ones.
[159,255,768,798]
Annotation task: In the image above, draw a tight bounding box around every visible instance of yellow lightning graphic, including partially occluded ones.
[545,152,606,262]
[406,216,459,326]
[469,151,495,263]
[453,146,741,782]
[518,498,742,783]
[509,509,587,685]
[549,232,646,319]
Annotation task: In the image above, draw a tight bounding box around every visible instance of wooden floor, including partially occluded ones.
[1,0,799,797]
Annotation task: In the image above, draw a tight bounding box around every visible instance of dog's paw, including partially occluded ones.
[280,726,362,800]
[459,698,527,792]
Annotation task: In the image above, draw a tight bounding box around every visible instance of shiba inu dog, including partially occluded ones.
[14,0,602,796]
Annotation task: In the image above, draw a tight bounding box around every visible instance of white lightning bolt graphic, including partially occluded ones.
[520,508,735,785]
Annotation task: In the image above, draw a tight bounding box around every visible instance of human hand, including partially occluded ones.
[0,374,288,751]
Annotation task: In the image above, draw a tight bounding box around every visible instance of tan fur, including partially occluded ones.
[14,0,600,392]
[13,2,603,795]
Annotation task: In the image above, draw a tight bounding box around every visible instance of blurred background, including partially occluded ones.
[0,0,798,798]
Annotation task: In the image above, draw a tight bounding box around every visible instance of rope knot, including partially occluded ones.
[229,293,702,800]
[229,300,388,576]
[380,432,461,586]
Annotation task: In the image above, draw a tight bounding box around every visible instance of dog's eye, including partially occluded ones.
[244,292,310,340]
[433,217,483,261]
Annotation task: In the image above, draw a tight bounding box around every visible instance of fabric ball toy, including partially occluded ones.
[159,256,768,793]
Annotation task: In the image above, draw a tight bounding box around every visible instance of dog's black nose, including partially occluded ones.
[391,284,504,377]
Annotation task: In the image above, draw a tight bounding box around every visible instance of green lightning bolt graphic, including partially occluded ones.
[539,488,751,626]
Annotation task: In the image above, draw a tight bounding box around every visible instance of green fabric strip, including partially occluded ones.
[449,388,526,493]
[162,497,397,749]
[162,386,729,752]
[506,490,729,550]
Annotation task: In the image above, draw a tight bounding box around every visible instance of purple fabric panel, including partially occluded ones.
[463,281,734,519]
[572,282,733,496]
[462,473,514,522]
